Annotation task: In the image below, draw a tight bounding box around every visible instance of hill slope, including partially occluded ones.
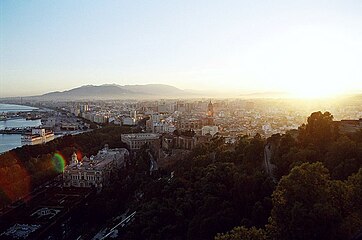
[35,84,198,100]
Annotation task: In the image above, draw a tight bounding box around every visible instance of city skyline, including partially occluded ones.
[1,0,362,98]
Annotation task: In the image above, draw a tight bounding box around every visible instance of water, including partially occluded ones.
[0,104,41,154]
[0,118,42,130]
[0,103,38,113]
[0,134,22,153]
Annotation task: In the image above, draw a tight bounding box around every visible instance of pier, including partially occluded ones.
[0,128,31,134]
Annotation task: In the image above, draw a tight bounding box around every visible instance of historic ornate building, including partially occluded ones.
[63,145,129,191]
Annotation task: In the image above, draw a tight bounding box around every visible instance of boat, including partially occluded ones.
[26,116,41,120]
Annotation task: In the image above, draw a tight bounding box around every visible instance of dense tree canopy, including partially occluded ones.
[216,112,362,240]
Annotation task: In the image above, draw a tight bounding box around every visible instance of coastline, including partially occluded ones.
[0,104,41,153]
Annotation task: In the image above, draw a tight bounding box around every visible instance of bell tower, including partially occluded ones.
[207,100,214,117]
[206,100,214,125]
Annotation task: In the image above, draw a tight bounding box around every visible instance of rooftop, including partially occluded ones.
[121,133,160,140]
[67,147,129,171]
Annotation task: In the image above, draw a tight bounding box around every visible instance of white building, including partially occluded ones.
[93,114,108,124]
[80,104,89,113]
[21,128,55,145]
[122,116,136,126]
[63,146,129,190]
[82,112,94,122]
[152,122,176,133]
[202,126,219,136]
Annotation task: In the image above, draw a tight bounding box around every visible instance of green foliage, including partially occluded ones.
[124,135,273,240]
[272,112,362,180]
[298,111,336,150]
[215,111,361,240]
[269,162,361,240]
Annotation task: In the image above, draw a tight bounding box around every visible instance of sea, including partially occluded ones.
[0,104,41,154]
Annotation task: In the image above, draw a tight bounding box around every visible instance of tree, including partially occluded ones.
[341,168,362,237]
[298,111,335,150]
[269,162,348,240]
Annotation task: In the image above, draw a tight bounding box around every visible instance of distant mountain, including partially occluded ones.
[32,84,200,100]
[41,85,134,98]
[122,84,185,95]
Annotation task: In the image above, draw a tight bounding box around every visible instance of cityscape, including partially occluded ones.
[1,1,362,240]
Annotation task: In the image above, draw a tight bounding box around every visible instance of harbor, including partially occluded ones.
[0,104,91,154]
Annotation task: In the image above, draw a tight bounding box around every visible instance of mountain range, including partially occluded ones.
[3,84,359,101]
[33,84,202,100]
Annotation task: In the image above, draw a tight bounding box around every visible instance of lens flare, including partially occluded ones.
[52,153,66,173]
[0,152,30,203]
[76,150,83,162]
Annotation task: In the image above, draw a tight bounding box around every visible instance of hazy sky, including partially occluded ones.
[1,0,362,97]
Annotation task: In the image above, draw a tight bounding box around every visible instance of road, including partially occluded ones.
[264,143,276,183]
[148,150,158,172]
[91,211,137,240]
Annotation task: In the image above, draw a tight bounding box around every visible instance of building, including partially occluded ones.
[21,128,55,146]
[63,146,129,190]
[176,118,203,130]
[207,100,214,117]
[335,119,362,134]
[61,122,78,130]
[157,101,169,113]
[174,134,211,150]
[81,112,94,122]
[93,114,108,124]
[122,116,136,126]
[121,133,160,151]
[202,126,219,136]
[80,104,89,113]
[152,122,176,134]
[44,117,56,128]
[70,106,81,116]
[206,100,214,125]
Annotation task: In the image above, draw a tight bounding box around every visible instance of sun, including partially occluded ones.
[237,25,362,99]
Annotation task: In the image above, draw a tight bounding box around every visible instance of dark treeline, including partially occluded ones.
[122,111,362,240]
[0,125,136,208]
[123,134,274,240]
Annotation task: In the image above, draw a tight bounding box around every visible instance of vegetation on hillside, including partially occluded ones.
[122,111,362,240]
[1,111,361,240]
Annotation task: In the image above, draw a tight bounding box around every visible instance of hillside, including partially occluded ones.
[33,84,198,100]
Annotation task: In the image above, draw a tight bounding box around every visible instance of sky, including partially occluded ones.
[1,0,362,98]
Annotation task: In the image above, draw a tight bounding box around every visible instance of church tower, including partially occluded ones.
[206,100,214,125]
[207,100,214,117]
